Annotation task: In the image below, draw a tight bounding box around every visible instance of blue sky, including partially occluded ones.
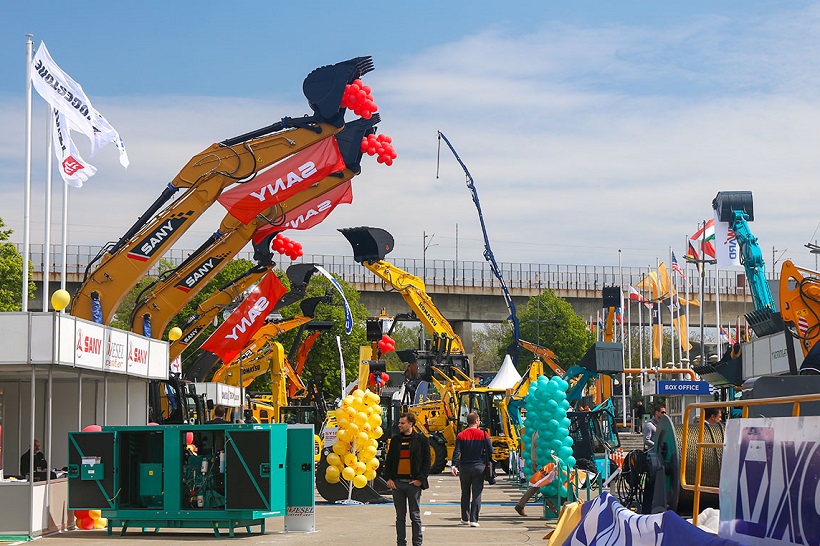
[3,1,820,272]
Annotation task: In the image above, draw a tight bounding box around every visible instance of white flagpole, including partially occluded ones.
[23,35,34,312]
[656,258,662,368]
[715,260,722,358]
[43,110,53,311]
[619,250,626,427]
[61,181,68,292]
[685,235,691,363]
[337,336,346,396]
[638,291,644,391]
[668,248,676,366]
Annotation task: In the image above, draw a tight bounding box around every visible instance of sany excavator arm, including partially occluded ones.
[71,57,375,324]
[178,263,319,376]
[339,226,466,354]
[130,117,378,338]
[517,339,565,376]
[780,260,820,359]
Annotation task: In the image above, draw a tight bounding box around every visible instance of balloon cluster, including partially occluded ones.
[185,431,197,456]
[361,134,397,166]
[272,234,303,260]
[74,509,107,530]
[377,334,395,354]
[324,389,384,489]
[341,79,378,119]
[521,376,575,499]
[368,371,390,389]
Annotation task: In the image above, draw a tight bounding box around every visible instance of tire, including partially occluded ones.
[429,437,448,474]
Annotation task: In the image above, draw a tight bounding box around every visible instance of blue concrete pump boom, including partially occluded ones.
[437,131,520,368]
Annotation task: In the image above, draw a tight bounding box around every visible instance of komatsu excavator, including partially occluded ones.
[70,56,375,324]
[129,115,379,339]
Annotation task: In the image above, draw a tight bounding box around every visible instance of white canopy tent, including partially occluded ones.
[487,355,522,390]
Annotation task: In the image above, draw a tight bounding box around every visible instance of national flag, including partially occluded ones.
[200,272,287,363]
[218,137,345,224]
[690,218,716,259]
[685,241,702,273]
[31,42,129,170]
[720,327,735,345]
[628,285,654,309]
[671,251,686,281]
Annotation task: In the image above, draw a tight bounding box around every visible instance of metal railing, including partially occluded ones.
[680,393,820,525]
[20,243,757,295]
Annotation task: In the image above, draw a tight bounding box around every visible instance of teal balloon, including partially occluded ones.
[544,482,559,496]
[562,436,574,447]
[558,446,573,460]
[567,456,576,468]
[545,419,559,432]
[560,417,571,428]
[546,399,558,412]
[550,439,563,452]
[557,427,569,438]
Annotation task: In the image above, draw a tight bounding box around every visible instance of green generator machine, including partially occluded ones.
[67,423,314,537]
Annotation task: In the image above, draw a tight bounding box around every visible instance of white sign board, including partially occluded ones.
[720,416,820,545]
[74,321,105,370]
[147,339,169,379]
[103,329,128,373]
[127,334,151,377]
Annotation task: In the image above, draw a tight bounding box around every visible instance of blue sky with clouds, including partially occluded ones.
[3,1,820,272]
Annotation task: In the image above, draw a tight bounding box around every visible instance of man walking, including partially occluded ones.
[452,412,493,527]
[384,412,431,546]
[643,403,666,449]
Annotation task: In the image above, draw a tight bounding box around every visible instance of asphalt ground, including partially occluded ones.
[32,471,566,545]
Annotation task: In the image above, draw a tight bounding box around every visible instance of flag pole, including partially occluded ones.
[619,250,626,427]
[23,35,34,312]
[61,177,68,293]
[43,109,53,311]
[684,235,691,363]
[715,259,722,359]
[668,248,676,367]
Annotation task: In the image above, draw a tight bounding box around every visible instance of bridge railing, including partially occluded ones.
[22,243,754,296]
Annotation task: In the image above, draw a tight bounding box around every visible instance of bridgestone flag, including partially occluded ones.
[31,42,129,184]
[51,108,97,187]
[218,137,345,224]
[200,272,286,364]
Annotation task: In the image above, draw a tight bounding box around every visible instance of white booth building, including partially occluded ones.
[0,312,169,539]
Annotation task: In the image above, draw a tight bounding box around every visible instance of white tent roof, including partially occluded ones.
[487,354,522,389]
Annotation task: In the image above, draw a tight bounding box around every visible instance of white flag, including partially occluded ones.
[51,108,97,188]
[713,210,741,267]
[31,42,129,168]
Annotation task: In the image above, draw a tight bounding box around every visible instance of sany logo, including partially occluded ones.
[225,296,269,341]
[76,328,103,359]
[248,162,317,203]
[62,156,84,175]
[284,199,332,229]
[128,217,189,262]
[175,256,224,292]
[129,343,149,364]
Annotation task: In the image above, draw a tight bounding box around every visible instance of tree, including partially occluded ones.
[473,323,509,371]
[503,289,595,372]
[0,218,35,311]
[109,258,180,330]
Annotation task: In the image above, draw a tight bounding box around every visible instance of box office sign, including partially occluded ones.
[720,416,820,545]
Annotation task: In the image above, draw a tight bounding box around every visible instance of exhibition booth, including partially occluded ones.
[0,312,169,539]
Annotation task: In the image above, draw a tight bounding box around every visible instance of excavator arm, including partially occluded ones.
[517,339,565,376]
[71,56,375,324]
[130,116,378,338]
[780,260,820,359]
[339,226,466,354]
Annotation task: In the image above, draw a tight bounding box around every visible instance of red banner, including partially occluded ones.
[218,137,345,224]
[252,181,354,244]
[200,272,286,364]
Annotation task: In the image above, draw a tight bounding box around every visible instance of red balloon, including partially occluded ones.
[185,431,194,445]
[74,510,89,520]
[78,517,94,530]
[82,424,102,432]
[381,372,390,382]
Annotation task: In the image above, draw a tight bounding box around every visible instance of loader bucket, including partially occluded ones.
[712,191,754,223]
[335,114,380,174]
[339,226,394,263]
[303,56,375,124]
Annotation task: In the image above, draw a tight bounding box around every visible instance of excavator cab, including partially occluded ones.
[339,226,395,264]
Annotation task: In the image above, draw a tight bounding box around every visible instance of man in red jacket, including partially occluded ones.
[451,412,493,527]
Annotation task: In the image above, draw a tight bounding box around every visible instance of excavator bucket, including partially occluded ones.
[339,226,394,263]
[335,114,380,174]
[712,191,754,223]
[303,56,375,123]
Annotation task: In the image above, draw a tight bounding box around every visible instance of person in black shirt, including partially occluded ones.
[20,439,47,476]
[384,412,431,546]
[207,406,227,423]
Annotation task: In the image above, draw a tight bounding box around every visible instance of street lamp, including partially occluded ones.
[423,231,436,283]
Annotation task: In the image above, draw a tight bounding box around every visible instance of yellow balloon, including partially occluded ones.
[362,445,377,461]
[325,465,341,482]
[352,474,368,489]
[325,472,341,484]
[369,414,383,427]
[344,452,358,467]
[368,457,381,470]
[332,441,349,456]
[345,406,358,419]
[326,453,342,467]
[356,431,370,446]
[353,389,365,399]
[50,289,71,311]
[336,428,351,444]
[355,412,368,426]
[354,461,367,475]
[336,413,350,427]
[88,509,102,520]
[369,438,379,449]
[168,327,182,341]
[342,466,356,481]
[373,426,384,439]
[346,423,360,436]
[364,469,377,481]
[93,518,107,529]
[343,395,355,407]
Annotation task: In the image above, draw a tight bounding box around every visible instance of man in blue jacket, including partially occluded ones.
[384,412,431,546]
[452,412,494,527]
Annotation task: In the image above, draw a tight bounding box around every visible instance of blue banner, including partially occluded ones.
[656,380,711,395]
[315,265,353,334]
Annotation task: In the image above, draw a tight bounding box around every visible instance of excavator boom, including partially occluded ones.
[71,56,375,324]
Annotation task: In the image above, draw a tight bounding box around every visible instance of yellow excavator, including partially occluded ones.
[339,226,522,473]
[70,56,375,324]
[128,114,379,339]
